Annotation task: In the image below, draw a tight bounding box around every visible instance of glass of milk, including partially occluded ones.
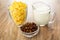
[32,2,54,26]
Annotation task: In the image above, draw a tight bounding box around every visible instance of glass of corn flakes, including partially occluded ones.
[9,1,27,26]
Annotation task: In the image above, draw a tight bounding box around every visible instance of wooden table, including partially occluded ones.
[0,0,60,40]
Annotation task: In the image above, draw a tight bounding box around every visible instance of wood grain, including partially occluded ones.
[0,0,60,40]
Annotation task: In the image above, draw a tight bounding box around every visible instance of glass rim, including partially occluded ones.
[32,1,51,12]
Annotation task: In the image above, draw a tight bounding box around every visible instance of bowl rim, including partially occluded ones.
[20,23,39,34]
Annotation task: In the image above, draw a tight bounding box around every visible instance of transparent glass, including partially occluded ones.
[9,5,27,26]
[8,1,28,27]
[32,1,55,26]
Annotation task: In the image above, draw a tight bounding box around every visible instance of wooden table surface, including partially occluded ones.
[0,0,60,40]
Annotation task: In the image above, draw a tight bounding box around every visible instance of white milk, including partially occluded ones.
[33,2,50,26]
